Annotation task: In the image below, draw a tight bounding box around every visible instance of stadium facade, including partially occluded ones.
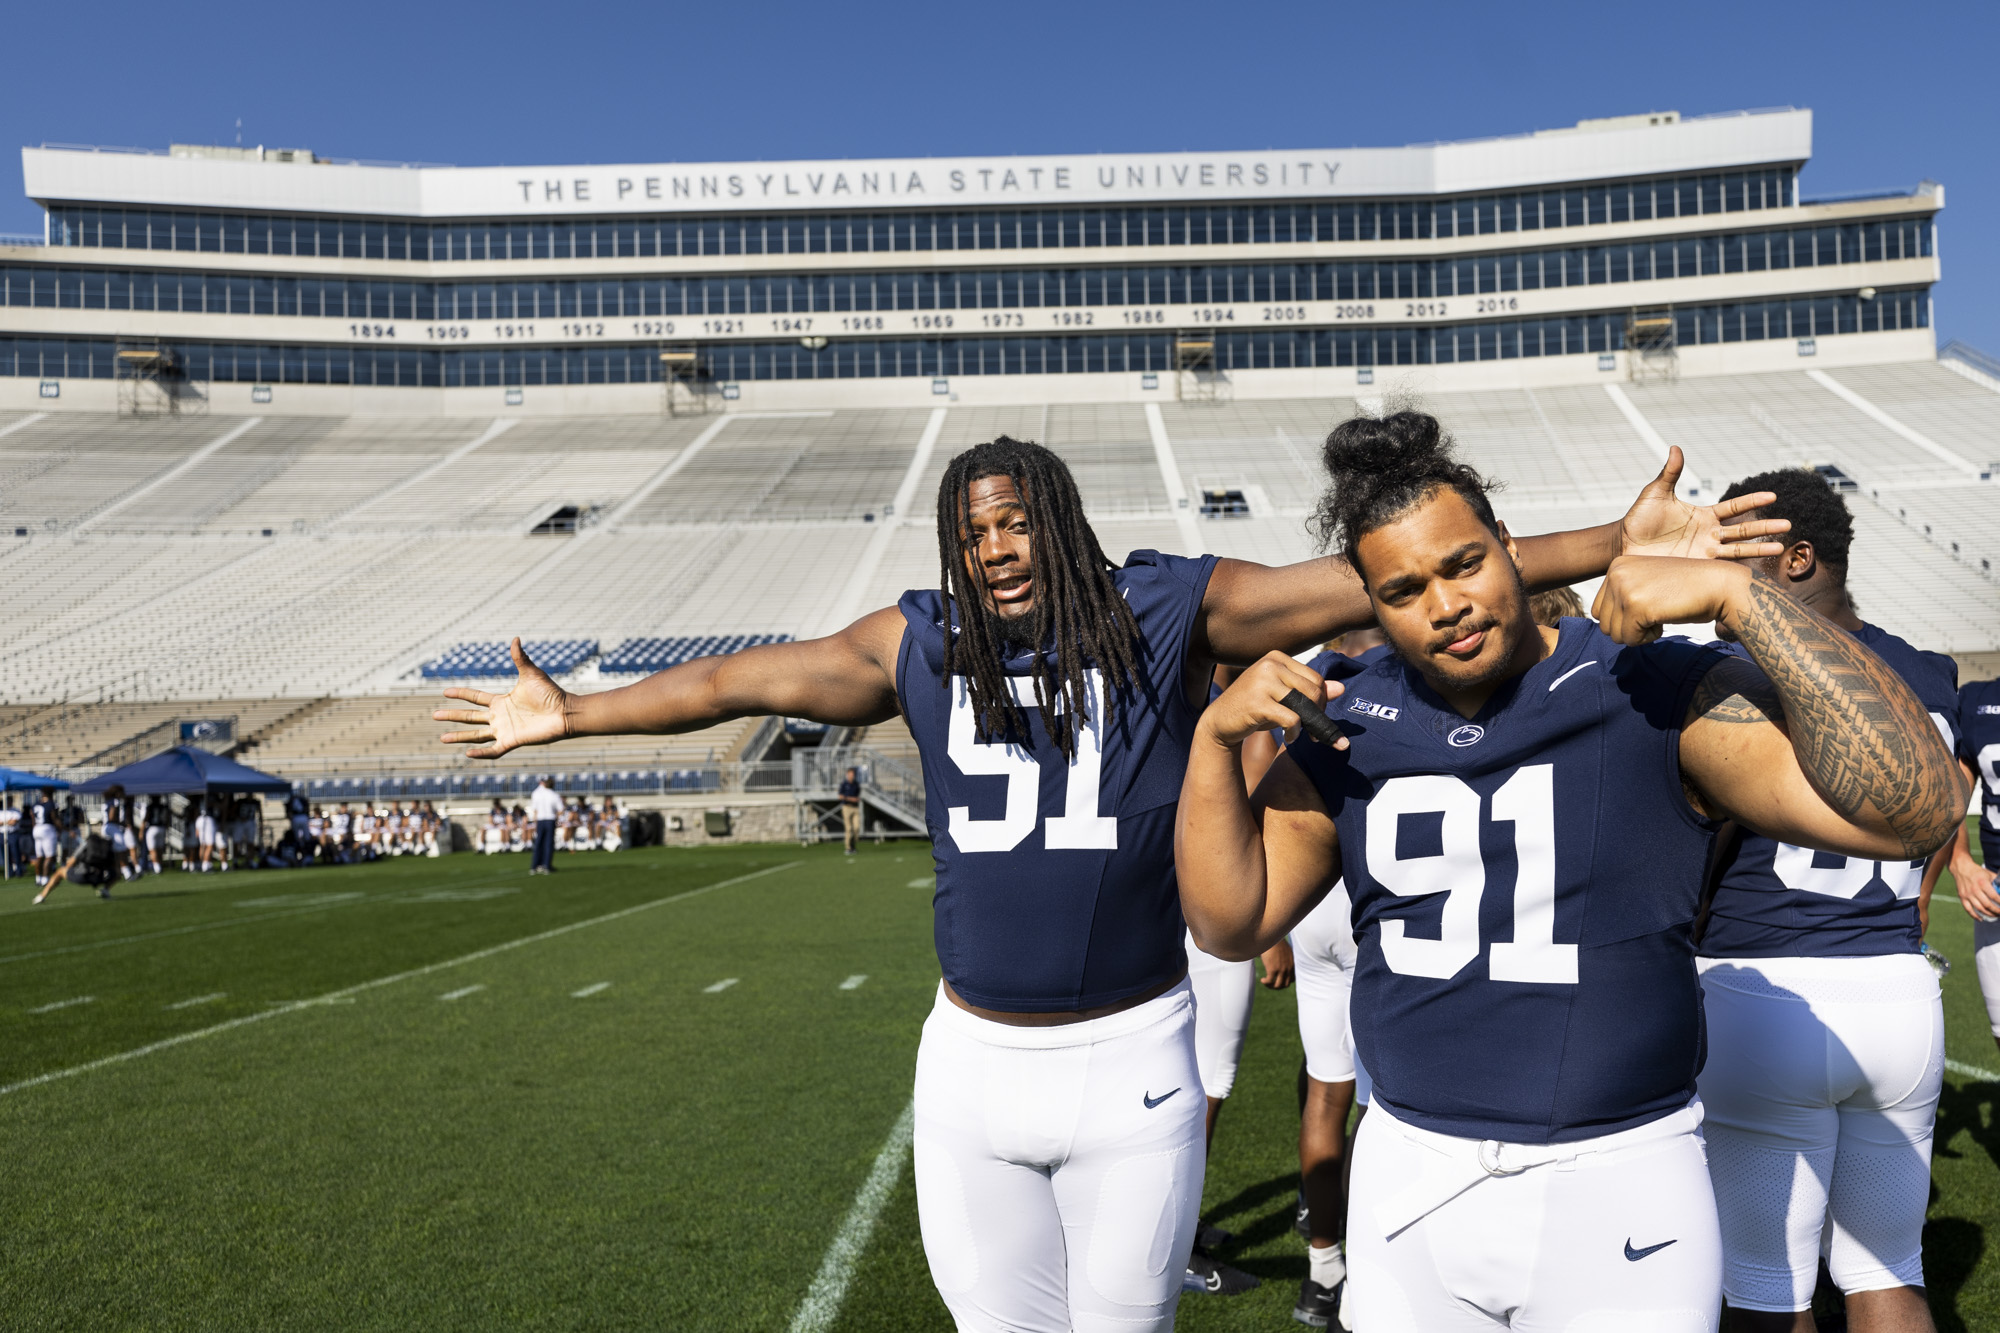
[0,107,1942,415]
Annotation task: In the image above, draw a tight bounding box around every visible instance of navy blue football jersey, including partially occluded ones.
[29,799,55,829]
[1288,619,1723,1143]
[1307,642,1395,685]
[1702,625,1958,958]
[1961,677,2000,868]
[897,550,1218,1013]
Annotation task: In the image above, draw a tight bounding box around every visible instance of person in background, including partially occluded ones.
[838,766,862,855]
[0,796,21,879]
[142,793,169,875]
[509,803,529,854]
[328,800,352,860]
[60,796,84,857]
[308,805,326,860]
[30,788,61,889]
[529,777,562,875]
[286,787,310,845]
[420,801,442,856]
[102,786,141,880]
[180,796,201,872]
[601,798,622,853]
[1529,583,1587,628]
[33,827,119,904]
[193,794,219,873]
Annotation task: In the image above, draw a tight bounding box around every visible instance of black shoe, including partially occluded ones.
[1293,1276,1342,1326]
[1295,1190,1312,1238]
[1195,1222,1233,1252]
[1184,1248,1259,1296]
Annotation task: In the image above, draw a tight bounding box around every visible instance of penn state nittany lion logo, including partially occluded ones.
[1447,724,1485,747]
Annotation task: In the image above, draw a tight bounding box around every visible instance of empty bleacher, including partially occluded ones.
[0,697,310,770]
[0,359,1992,742]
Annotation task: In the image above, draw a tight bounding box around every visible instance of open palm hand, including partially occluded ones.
[1618,446,1791,561]
[433,638,572,759]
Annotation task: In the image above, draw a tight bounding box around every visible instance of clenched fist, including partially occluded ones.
[1591,556,1752,646]
[1197,651,1344,751]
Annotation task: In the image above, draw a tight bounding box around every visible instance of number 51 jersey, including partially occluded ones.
[1288,619,1725,1145]
[896,550,1218,1015]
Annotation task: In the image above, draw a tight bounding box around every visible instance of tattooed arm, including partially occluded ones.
[1593,556,1968,860]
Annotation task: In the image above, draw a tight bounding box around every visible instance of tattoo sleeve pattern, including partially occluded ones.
[1706,574,1962,857]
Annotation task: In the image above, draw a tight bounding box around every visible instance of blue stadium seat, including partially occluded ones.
[420,639,599,679]
[599,633,792,675]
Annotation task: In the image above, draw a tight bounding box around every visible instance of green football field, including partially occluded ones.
[4,834,1998,1331]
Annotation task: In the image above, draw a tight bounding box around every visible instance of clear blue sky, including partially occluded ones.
[5,0,1995,353]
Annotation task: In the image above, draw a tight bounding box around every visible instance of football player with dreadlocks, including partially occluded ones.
[436,432,1783,1333]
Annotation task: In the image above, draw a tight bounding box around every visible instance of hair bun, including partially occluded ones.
[1321,411,1444,479]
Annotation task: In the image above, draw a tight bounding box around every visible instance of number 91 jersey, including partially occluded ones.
[1288,619,1724,1145]
[896,550,1217,1015]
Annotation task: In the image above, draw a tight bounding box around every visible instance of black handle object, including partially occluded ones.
[1280,689,1346,747]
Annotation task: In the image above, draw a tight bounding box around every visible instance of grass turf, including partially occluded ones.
[3,830,1998,1330]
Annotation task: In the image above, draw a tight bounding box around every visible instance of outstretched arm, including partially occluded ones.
[1193,447,1786,665]
[1176,653,1345,961]
[436,608,905,759]
[1594,557,1968,860]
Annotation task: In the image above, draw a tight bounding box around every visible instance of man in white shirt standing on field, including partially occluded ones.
[529,777,563,875]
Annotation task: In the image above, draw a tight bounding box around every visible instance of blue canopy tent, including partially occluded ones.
[74,746,292,796]
[0,767,69,792]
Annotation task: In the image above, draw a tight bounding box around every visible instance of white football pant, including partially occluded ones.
[1697,954,1941,1310]
[1290,883,1358,1084]
[913,979,1205,1333]
[1975,917,2000,1038]
[1347,1098,1720,1331]
[1185,931,1254,1099]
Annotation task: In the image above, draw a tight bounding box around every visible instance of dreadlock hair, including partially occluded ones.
[1719,468,1854,582]
[1307,410,1503,576]
[934,436,1142,759]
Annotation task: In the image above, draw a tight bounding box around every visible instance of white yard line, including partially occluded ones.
[788,1100,916,1333]
[1947,1058,2000,1082]
[703,978,740,993]
[166,992,227,1010]
[571,982,611,998]
[0,862,797,1099]
[1,867,528,965]
[839,975,868,991]
[28,996,94,1014]
[440,985,486,1001]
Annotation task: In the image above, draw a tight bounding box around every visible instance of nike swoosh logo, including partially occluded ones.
[1143,1087,1181,1109]
[1548,662,1598,693]
[1624,1238,1677,1261]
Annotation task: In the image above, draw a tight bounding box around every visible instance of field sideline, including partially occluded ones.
[4,835,1998,1331]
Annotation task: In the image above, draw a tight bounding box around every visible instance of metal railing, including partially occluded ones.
[793,745,927,834]
[0,234,45,247]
